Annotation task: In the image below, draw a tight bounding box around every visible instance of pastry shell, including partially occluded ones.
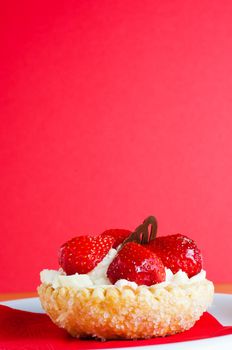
[38,279,214,340]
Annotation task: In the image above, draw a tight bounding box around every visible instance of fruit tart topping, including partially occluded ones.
[58,216,203,285]
[146,234,203,277]
[107,241,165,286]
[58,235,115,275]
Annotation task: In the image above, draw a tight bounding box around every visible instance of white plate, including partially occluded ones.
[1,293,232,349]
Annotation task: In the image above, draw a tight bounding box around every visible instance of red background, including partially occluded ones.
[1,0,232,293]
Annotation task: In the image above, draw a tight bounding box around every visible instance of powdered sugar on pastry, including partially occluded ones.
[38,278,214,339]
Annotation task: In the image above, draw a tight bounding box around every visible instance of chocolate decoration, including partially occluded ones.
[121,216,158,248]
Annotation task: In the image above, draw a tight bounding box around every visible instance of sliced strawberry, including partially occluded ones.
[107,242,165,286]
[146,234,203,277]
[101,229,131,248]
[58,235,115,275]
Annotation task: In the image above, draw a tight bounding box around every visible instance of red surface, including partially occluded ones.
[1,305,232,348]
[1,0,232,292]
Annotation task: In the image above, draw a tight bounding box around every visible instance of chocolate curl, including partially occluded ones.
[121,216,158,247]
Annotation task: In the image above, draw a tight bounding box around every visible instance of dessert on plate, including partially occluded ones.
[38,216,214,340]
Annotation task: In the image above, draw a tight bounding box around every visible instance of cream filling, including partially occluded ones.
[40,248,207,289]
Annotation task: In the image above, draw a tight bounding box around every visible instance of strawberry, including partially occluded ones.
[58,235,115,275]
[146,234,202,277]
[101,229,131,248]
[107,242,165,286]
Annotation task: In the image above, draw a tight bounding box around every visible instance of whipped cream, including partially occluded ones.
[40,248,207,290]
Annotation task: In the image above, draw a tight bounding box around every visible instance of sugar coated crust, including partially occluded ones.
[38,279,214,340]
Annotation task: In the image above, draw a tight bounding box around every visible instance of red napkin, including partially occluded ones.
[1,305,232,349]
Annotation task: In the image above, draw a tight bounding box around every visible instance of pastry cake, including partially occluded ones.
[38,216,214,340]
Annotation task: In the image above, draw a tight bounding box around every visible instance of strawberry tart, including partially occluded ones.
[38,216,214,340]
